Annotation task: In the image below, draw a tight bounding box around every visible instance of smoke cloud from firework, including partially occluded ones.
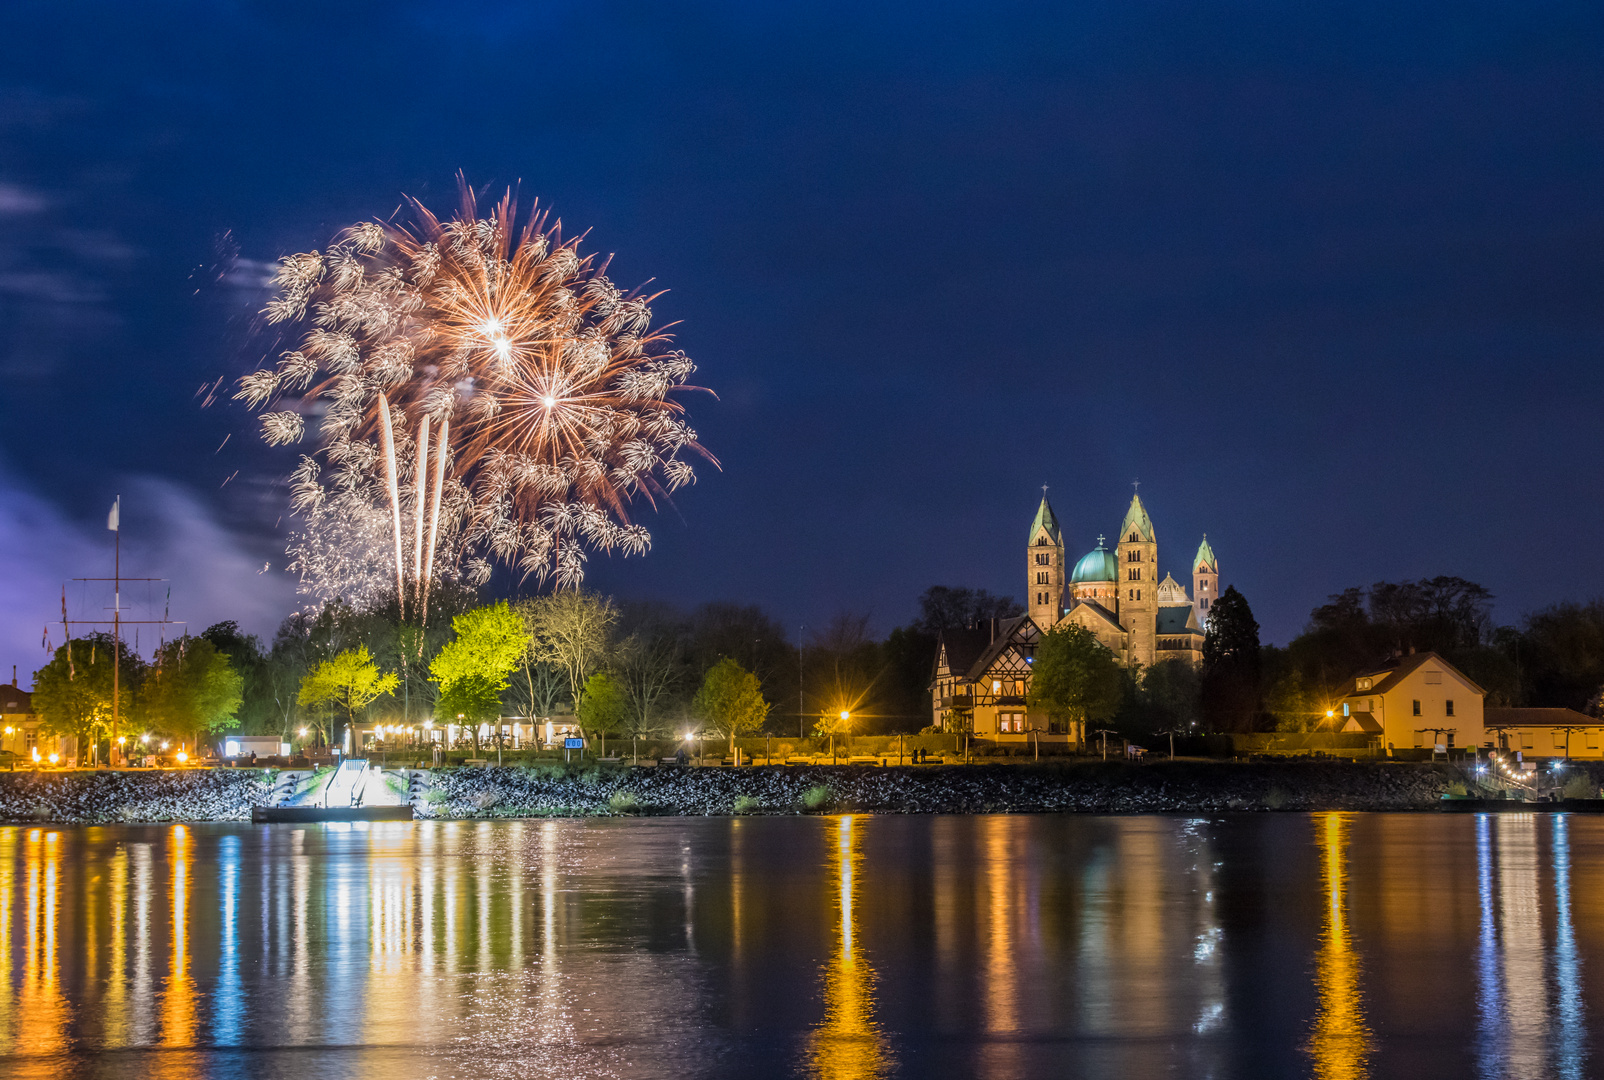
[237,183,714,606]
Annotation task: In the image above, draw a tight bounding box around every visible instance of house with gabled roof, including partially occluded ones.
[930,616,1077,744]
[1324,651,1485,754]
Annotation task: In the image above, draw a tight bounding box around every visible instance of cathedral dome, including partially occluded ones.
[1071,544,1117,584]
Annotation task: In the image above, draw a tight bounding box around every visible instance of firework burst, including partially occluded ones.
[239,181,714,610]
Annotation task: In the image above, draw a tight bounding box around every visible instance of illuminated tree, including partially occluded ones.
[430,602,530,752]
[576,672,628,755]
[297,646,398,749]
[693,658,770,754]
[517,591,616,705]
[143,636,244,752]
[31,633,140,763]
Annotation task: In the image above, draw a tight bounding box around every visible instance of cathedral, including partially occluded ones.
[1028,491,1218,668]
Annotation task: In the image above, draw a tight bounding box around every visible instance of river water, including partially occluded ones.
[0,812,1594,1079]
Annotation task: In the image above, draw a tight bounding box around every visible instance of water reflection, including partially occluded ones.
[1476,814,1589,1080]
[1307,812,1372,1080]
[0,816,1600,1078]
[807,815,890,1080]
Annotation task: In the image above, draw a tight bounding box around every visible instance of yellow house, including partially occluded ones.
[1329,652,1485,753]
[1484,708,1604,759]
[0,682,46,759]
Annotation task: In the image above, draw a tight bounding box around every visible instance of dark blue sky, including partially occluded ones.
[1,0,1602,662]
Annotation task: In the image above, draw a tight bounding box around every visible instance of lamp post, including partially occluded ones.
[839,710,850,761]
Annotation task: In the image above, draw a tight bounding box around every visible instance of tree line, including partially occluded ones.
[1028,575,1604,743]
[28,583,1024,761]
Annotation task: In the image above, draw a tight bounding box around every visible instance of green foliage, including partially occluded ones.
[31,633,141,756]
[608,789,641,813]
[801,784,832,810]
[733,794,760,814]
[435,674,503,726]
[199,621,274,733]
[143,636,244,746]
[297,645,399,744]
[693,658,770,749]
[430,602,529,696]
[576,673,628,736]
[1562,774,1597,800]
[1027,624,1123,730]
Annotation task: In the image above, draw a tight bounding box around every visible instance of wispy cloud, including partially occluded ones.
[0,461,298,685]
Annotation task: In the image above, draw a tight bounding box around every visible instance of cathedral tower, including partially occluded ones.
[1116,493,1158,668]
[1193,535,1219,631]
[1027,493,1065,628]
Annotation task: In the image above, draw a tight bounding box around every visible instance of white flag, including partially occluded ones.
[107,497,119,532]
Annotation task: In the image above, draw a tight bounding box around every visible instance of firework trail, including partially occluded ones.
[237,180,714,609]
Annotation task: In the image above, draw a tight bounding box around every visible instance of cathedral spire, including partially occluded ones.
[1119,493,1154,543]
[1029,491,1062,545]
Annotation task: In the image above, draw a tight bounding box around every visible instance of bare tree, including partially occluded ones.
[517,592,617,706]
[614,631,683,736]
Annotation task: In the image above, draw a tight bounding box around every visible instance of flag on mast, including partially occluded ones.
[107,497,120,532]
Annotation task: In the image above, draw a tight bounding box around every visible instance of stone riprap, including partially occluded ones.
[419,760,1471,817]
[0,769,273,823]
[0,760,1537,824]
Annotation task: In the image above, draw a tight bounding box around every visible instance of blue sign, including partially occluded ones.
[564,738,585,749]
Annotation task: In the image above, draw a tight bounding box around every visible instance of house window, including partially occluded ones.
[1424,670,1442,685]
[1445,700,1455,717]
[992,680,1001,693]
[1412,700,1421,716]
[1356,678,1371,691]
[1520,733,1534,749]
[1201,598,1209,610]
[1553,731,1566,750]
[1586,730,1599,750]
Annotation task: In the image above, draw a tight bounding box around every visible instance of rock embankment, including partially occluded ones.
[422,760,1468,817]
[0,760,1507,824]
[0,769,272,823]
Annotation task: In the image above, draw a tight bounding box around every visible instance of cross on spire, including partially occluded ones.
[1132,479,1140,494]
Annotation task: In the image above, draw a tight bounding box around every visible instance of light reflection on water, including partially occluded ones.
[0,814,1599,1079]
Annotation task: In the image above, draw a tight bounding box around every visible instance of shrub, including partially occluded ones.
[802,784,831,811]
[1563,774,1596,800]
[1263,786,1287,809]
[609,790,641,813]
[470,788,501,811]
[423,788,448,805]
[733,794,760,814]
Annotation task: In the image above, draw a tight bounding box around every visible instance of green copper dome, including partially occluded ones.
[1071,542,1117,584]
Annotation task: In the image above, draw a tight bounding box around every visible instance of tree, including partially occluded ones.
[32,633,141,763]
[612,630,682,737]
[518,591,617,706]
[435,675,503,752]
[913,586,1023,635]
[297,646,398,749]
[693,658,770,754]
[576,672,628,754]
[1027,624,1122,741]
[1202,586,1262,733]
[430,602,529,693]
[200,621,272,734]
[143,636,244,751]
[430,602,530,753]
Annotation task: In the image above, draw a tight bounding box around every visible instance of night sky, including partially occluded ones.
[2,1,1602,671]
